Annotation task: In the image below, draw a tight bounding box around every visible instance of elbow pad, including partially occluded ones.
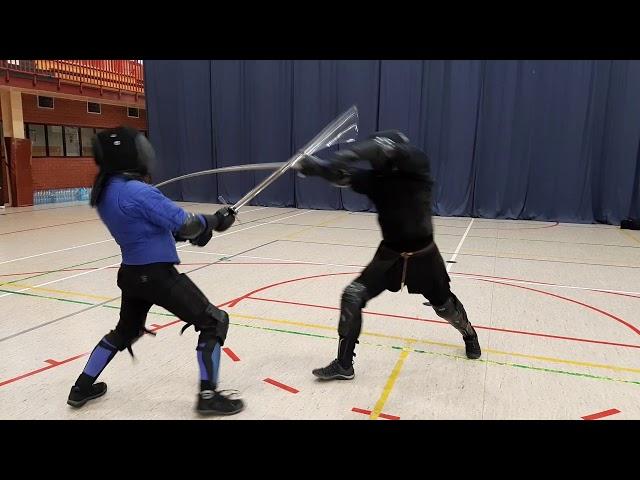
[177,213,207,240]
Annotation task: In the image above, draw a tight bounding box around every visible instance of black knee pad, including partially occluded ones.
[192,304,230,346]
[106,326,155,357]
[338,281,368,338]
[105,329,137,352]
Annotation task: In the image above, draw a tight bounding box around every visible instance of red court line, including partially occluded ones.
[211,262,310,265]
[453,272,640,299]
[148,320,181,332]
[263,378,299,394]
[225,272,360,307]
[597,290,640,299]
[526,221,560,229]
[0,353,88,388]
[469,221,560,231]
[246,296,640,350]
[3,260,638,303]
[0,218,99,236]
[581,408,621,420]
[0,267,102,277]
[2,267,637,390]
[223,347,240,362]
[0,297,237,389]
[229,271,639,339]
[351,407,400,420]
[472,278,640,336]
[0,204,80,216]
[0,262,317,279]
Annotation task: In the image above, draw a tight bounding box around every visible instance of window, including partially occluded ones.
[38,96,54,109]
[81,127,96,156]
[64,126,81,156]
[47,125,64,156]
[22,124,110,158]
[127,107,139,118]
[27,124,47,157]
[87,102,101,114]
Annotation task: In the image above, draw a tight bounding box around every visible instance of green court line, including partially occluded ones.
[4,286,640,388]
[230,321,640,388]
[0,253,120,287]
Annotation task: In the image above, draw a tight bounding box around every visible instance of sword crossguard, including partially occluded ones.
[218,196,241,224]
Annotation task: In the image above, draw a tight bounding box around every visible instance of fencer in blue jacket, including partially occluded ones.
[67,126,243,416]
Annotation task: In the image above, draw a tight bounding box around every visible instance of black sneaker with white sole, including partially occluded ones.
[196,390,245,416]
[67,382,107,408]
[312,359,355,380]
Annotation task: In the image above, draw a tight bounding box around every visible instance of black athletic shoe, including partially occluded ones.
[464,335,481,359]
[67,382,107,408]
[312,359,355,380]
[196,390,245,416]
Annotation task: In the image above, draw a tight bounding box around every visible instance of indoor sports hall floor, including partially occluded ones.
[1,202,639,420]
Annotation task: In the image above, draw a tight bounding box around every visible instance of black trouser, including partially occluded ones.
[75,263,228,392]
[336,241,457,367]
[113,263,227,344]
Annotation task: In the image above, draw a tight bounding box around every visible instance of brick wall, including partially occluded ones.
[31,158,97,190]
[13,93,148,191]
[21,93,147,130]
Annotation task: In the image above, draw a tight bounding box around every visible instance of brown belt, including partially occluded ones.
[399,242,436,291]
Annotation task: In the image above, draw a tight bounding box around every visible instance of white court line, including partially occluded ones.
[447,218,474,272]
[0,208,308,300]
[180,247,640,298]
[0,260,124,299]
[451,275,640,297]
[0,207,266,266]
[0,239,115,266]
[212,209,309,239]
[181,249,364,269]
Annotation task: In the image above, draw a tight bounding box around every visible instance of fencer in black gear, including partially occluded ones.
[295,130,481,381]
[68,126,244,415]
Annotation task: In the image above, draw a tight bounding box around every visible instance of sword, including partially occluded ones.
[230,105,359,212]
[154,105,359,214]
[154,162,285,189]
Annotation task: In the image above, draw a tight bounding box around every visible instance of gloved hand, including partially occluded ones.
[190,229,212,247]
[294,154,323,178]
[294,153,355,187]
[211,206,236,232]
[189,207,236,247]
[173,232,188,243]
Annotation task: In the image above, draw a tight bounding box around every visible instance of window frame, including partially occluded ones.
[37,96,55,110]
[87,102,102,115]
[63,125,82,157]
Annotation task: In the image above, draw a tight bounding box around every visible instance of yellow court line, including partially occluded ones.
[229,312,640,375]
[370,341,414,420]
[485,348,640,374]
[284,213,350,240]
[4,282,113,301]
[620,229,640,246]
[6,282,639,376]
[231,313,336,332]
